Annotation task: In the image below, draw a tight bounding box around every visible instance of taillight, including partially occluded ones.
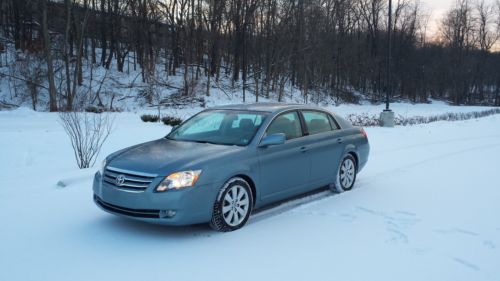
[360,128,368,138]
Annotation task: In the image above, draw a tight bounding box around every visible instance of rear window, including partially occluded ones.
[302,111,333,135]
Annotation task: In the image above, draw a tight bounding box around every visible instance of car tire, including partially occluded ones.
[332,154,357,193]
[210,177,254,232]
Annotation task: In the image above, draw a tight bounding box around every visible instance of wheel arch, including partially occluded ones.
[216,173,257,207]
[233,174,257,207]
[347,151,359,170]
[342,144,359,171]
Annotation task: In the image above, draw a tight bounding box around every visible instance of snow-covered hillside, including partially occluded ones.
[0,105,499,281]
[1,42,497,116]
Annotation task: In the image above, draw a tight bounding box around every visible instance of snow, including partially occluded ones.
[1,105,500,281]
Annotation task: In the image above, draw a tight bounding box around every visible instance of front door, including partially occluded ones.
[258,111,310,202]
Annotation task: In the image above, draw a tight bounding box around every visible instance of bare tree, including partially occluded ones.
[59,111,114,169]
[476,0,499,52]
[41,0,58,112]
[3,0,500,108]
[14,53,45,111]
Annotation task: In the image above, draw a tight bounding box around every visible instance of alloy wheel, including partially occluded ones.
[222,185,250,226]
[340,158,356,189]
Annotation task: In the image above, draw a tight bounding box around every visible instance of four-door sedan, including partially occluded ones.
[93,103,370,231]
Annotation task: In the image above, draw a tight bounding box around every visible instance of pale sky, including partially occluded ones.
[424,0,456,37]
[423,0,498,38]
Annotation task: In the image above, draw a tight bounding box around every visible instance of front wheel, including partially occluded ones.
[210,177,253,232]
[332,154,357,193]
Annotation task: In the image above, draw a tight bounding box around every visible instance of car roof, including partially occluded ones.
[209,103,326,113]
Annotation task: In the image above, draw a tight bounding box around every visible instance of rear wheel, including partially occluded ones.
[332,154,357,193]
[210,177,253,232]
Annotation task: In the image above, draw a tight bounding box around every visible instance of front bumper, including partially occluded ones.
[92,172,220,226]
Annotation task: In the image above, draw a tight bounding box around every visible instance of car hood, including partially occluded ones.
[107,138,243,175]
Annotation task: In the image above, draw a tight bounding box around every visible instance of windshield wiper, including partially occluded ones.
[167,138,236,146]
[192,140,236,146]
[191,140,212,144]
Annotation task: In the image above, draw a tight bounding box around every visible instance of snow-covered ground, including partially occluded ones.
[1,105,499,281]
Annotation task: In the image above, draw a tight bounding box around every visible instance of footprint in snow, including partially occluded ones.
[395,210,417,217]
[290,210,357,223]
[435,228,479,236]
[452,257,480,271]
[24,148,34,166]
[386,228,409,244]
[411,248,429,256]
[355,206,377,214]
[483,240,496,249]
[357,206,421,243]
[387,216,421,230]
[338,213,356,223]
[452,228,479,236]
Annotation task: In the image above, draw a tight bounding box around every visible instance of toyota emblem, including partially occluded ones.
[115,174,126,186]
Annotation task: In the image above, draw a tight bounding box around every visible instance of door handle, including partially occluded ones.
[300,146,308,153]
[337,138,344,144]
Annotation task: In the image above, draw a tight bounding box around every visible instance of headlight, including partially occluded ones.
[156,170,202,192]
[100,159,106,175]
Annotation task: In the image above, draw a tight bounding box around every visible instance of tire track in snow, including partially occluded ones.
[375,134,500,154]
[249,189,334,225]
[249,132,500,252]
[361,142,500,183]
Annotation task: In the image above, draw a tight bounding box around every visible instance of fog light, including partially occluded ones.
[160,210,177,218]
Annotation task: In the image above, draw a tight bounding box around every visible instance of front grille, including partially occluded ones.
[94,195,160,218]
[103,166,156,190]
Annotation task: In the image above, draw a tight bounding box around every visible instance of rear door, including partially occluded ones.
[300,110,344,186]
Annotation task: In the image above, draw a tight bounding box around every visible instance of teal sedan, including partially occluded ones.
[93,103,370,231]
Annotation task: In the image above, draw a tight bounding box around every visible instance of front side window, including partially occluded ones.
[302,111,333,135]
[266,111,303,140]
[168,110,268,146]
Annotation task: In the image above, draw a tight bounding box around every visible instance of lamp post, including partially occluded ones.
[386,0,392,111]
[380,0,395,127]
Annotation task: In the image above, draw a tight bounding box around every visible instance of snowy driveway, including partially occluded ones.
[1,109,499,281]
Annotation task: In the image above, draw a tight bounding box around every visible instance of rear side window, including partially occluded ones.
[266,111,303,140]
[302,111,333,135]
[328,115,341,130]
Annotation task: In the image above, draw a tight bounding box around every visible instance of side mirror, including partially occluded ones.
[259,133,286,147]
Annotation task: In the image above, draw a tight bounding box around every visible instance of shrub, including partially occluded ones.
[345,108,500,127]
[140,114,160,122]
[345,113,380,127]
[85,105,104,113]
[59,111,114,169]
[161,115,184,126]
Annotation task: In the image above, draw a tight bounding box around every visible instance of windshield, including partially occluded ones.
[167,110,268,146]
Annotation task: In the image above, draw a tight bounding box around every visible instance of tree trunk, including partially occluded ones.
[41,0,58,112]
[64,0,73,111]
[100,0,107,66]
